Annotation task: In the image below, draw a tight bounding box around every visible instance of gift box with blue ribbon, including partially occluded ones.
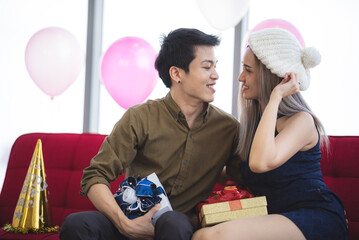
[114,173,173,225]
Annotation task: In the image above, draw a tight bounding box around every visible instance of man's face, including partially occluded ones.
[179,46,219,103]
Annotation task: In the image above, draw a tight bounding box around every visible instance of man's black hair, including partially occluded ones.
[155,28,220,88]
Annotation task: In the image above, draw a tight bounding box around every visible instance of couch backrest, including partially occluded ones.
[0,133,125,227]
[321,136,359,240]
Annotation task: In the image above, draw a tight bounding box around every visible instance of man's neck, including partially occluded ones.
[170,90,207,129]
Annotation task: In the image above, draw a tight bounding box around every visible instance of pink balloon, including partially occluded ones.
[242,19,305,55]
[100,37,158,109]
[25,27,83,98]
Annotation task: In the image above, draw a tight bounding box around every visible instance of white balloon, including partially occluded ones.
[25,27,83,98]
[196,0,250,31]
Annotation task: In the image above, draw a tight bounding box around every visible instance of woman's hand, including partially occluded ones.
[272,72,300,100]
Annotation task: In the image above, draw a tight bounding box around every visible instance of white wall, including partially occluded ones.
[0,0,88,192]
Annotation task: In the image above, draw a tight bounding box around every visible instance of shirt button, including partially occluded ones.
[174,185,179,190]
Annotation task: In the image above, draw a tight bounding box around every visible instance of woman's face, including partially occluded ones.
[238,48,259,100]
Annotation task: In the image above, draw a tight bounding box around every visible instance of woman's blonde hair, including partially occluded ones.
[237,52,328,161]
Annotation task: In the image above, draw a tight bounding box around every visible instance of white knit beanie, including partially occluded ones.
[248,28,321,91]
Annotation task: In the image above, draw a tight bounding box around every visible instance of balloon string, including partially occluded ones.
[49,97,56,133]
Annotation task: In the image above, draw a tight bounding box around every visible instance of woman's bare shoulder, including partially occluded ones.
[276,112,314,132]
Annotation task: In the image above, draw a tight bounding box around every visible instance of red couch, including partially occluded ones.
[0,133,358,239]
[0,133,125,240]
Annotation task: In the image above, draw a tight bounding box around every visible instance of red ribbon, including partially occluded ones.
[207,186,253,204]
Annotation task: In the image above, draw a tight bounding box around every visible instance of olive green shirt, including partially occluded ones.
[81,92,241,224]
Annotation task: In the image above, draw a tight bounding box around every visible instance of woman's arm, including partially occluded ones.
[249,73,317,173]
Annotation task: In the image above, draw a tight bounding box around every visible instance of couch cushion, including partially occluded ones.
[321,136,359,240]
[0,228,59,240]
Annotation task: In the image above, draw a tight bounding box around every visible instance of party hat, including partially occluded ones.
[4,139,58,233]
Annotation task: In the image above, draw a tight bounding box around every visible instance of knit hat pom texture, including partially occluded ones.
[301,47,321,69]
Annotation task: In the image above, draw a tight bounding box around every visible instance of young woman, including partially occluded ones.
[192,28,348,240]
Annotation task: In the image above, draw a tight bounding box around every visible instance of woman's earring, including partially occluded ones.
[178,80,181,84]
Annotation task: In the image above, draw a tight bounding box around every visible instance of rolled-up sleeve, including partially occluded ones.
[80,109,140,197]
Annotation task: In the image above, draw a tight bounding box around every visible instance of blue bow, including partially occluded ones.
[114,176,166,219]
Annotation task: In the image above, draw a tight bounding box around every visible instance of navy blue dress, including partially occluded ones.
[240,132,348,240]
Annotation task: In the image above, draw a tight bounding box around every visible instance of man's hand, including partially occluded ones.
[88,184,161,240]
[118,204,161,240]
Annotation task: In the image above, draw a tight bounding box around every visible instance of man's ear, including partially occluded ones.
[169,66,182,83]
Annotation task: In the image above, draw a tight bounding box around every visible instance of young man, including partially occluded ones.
[60,28,241,240]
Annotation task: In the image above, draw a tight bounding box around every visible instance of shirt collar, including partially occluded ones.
[164,92,210,123]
